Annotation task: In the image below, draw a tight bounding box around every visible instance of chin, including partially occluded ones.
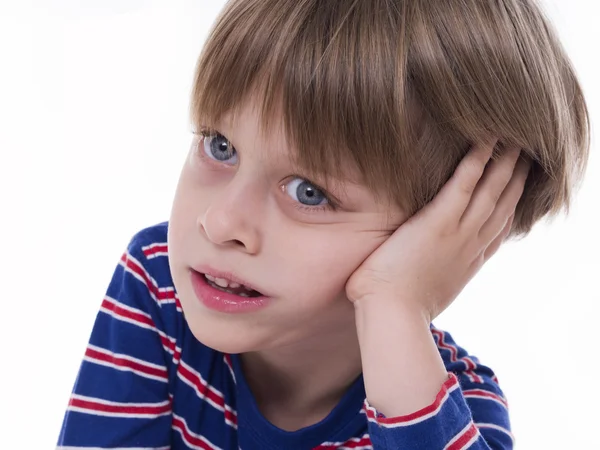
[185,316,268,355]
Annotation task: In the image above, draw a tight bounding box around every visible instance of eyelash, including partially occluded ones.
[193,127,339,213]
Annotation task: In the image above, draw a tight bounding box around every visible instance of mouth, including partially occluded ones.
[202,273,263,298]
[190,267,270,313]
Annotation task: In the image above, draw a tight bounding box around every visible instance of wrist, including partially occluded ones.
[353,293,431,328]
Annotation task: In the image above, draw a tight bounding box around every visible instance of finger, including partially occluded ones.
[460,146,522,229]
[426,137,497,223]
[479,155,531,243]
[483,212,515,262]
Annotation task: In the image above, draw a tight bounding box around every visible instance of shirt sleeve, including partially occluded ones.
[56,233,174,449]
[365,324,513,450]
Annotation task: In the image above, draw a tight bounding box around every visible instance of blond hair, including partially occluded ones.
[190,0,590,237]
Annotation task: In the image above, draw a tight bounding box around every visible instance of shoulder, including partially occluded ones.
[108,222,183,349]
[122,221,173,286]
[126,221,170,262]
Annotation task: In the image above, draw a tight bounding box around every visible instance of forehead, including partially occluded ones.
[219,99,286,153]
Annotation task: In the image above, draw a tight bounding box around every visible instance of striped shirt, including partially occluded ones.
[57,222,514,449]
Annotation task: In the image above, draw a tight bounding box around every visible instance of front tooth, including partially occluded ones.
[229,282,241,289]
[214,277,229,288]
[205,274,216,282]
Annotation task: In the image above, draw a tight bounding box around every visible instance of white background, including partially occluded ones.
[0,0,598,448]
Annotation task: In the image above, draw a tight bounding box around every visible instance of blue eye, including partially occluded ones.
[202,132,238,165]
[285,178,329,206]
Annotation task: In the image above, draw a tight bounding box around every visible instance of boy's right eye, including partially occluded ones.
[201,131,238,165]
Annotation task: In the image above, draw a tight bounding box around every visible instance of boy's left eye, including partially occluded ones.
[284,178,329,207]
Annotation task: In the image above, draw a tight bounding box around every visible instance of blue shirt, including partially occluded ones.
[57,222,513,449]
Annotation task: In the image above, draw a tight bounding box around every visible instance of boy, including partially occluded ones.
[57,0,589,449]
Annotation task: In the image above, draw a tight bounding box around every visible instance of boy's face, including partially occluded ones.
[168,97,405,354]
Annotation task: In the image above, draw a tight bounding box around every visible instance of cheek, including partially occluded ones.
[168,162,213,260]
[170,156,220,224]
[275,229,386,300]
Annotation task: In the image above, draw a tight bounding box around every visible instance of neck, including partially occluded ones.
[240,322,362,430]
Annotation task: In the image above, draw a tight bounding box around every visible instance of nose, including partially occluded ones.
[198,183,262,255]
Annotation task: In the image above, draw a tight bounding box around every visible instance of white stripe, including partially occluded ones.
[224,355,236,384]
[172,413,222,450]
[319,434,370,447]
[83,346,169,384]
[120,253,180,309]
[142,242,168,259]
[119,254,161,302]
[99,303,181,364]
[87,343,167,370]
[463,392,508,409]
[156,328,181,364]
[121,253,178,306]
[67,405,171,419]
[103,295,152,319]
[82,356,167,383]
[71,393,169,408]
[146,251,168,259]
[444,422,480,450]
[99,306,156,332]
[476,422,515,444]
[179,359,229,405]
[157,286,177,305]
[177,359,238,424]
[101,296,181,365]
[142,242,168,251]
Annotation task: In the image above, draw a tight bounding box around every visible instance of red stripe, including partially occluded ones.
[224,408,237,426]
[159,334,181,364]
[312,435,372,449]
[463,357,475,370]
[431,328,459,361]
[177,362,238,426]
[101,297,180,362]
[158,333,176,352]
[463,389,508,408]
[172,416,214,450]
[85,347,168,380]
[446,422,479,450]
[69,397,170,416]
[367,374,458,426]
[465,371,484,384]
[143,244,168,258]
[121,253,176,303]
[101,298,155,328]
[178,365,227,410]
[432,329,484,383]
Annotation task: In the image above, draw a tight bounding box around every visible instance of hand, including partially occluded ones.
[346,139,531,322]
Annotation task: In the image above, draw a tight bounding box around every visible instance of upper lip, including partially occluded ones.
[192,264,270,297]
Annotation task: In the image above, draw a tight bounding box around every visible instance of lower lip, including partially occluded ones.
[190,270,270,313]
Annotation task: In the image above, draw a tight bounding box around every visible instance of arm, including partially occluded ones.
[357,300,512,449]
[57,234,173,449]
[346,140,528,449]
